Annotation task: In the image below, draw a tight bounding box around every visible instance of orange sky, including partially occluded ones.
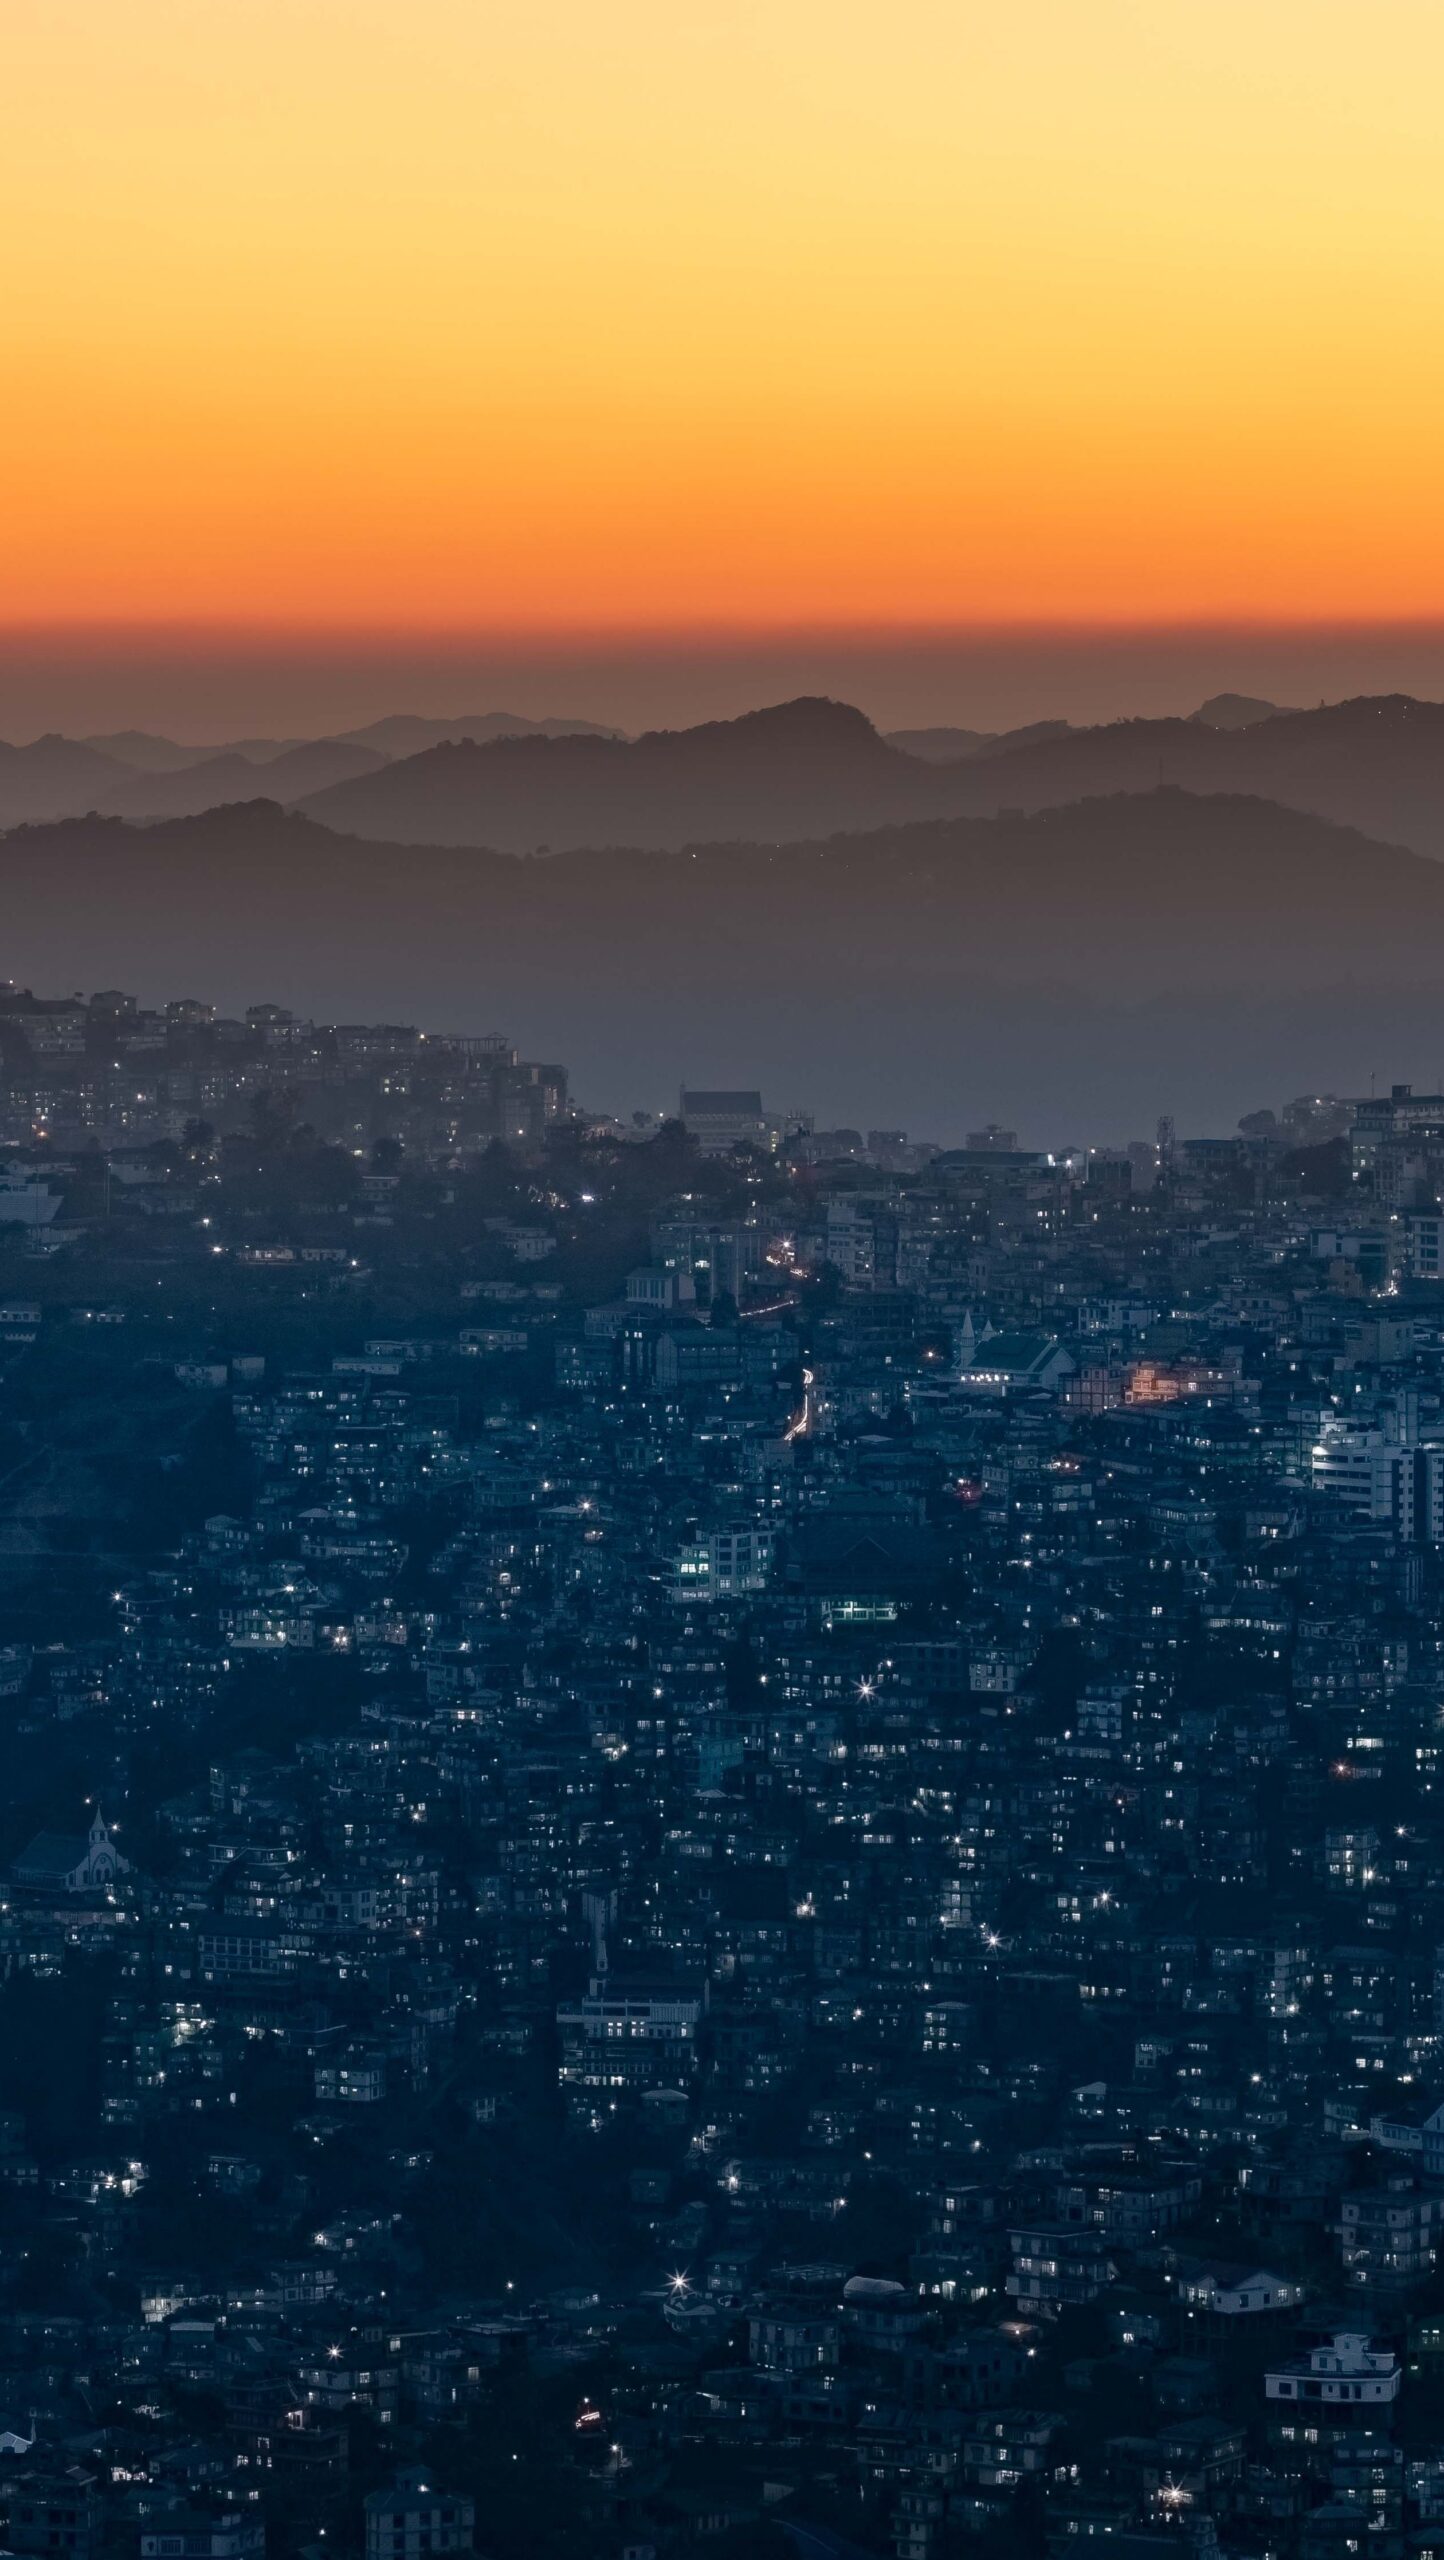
[3,0,1444,634]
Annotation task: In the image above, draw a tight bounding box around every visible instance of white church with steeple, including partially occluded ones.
[12,1808,129,1895]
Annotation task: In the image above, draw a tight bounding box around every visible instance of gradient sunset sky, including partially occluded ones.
[4,0,1444,728]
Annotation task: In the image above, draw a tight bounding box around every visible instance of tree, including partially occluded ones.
[247,1088,307,1154]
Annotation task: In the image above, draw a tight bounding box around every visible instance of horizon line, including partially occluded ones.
[8,614,1444,653]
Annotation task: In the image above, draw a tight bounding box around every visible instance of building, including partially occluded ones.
[138,2516,266,2558]
[679,1089,773,1155]
[1006,2225,1117,2311]
[1176,2262,1307,2319]
[1338,2183,1444,2288]
[4,2473,99,2559]
[1264,2332,1402,2411]
[363,2473,475,2559]
[11,1810,129,1895]
[556,1975,705,2100]
[957,1332,1076,1397]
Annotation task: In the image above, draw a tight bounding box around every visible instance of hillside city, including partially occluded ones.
[7,984,1444,2560]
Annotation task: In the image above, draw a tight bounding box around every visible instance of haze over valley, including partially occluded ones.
[7,709,1444,1138]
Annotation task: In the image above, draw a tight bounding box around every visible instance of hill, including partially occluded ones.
[885,719,1076,763]
[93,738,388,820]
[331,710,621,754]
[22,692,1444,860]
[0,733,134,827]
[81,729,219,773]
[298,697,955,851]
[4,785,1442,1129]
[885,725,996,763]
[931,693,1444,857]
[33,711,621,799]
[1190,692,1290,729]
[4,783,1441,985]
[291,691,1444,861]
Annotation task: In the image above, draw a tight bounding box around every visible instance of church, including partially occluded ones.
[11,1810,130,1896]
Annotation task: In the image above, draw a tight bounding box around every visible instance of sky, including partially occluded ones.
[3,1,1444,730]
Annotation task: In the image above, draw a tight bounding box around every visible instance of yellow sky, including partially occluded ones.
[2,0,1442,630]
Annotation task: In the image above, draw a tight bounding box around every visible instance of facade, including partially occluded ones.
[678,1088,773,1155]
[556,1976,705,2104]
[1177,2262,1307,2318]
[138,2520,266,2558]
[1265,2333,1402,2410]
[362,2473,475,2559]
[1338,2184,1444,2288]
[1006,2226,1117,2311]
[11,1811,128,1895]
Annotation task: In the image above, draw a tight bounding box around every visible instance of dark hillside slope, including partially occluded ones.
[5,788,1442,1133]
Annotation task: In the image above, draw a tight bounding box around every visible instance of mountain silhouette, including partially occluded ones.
[15,691,1444,861]
[331,710,622,754]
[81,729,221,773]
[885,719,1076,764]
[3,781,1443,996]
[1190,692,1290,728]
[929,693,1444,855]
[299,697,955,852]
[291,692,1444,861]
[5,785,1442,1130]
[62,711,621,788]
[885,725,997,763]
[93,737,389,820]
[0,732,134,826]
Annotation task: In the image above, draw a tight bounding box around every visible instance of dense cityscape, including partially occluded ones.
[4,984,1444,2557]
[12,0,1444,2555]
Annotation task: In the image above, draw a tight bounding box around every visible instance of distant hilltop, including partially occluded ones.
[882,718,1076,763]
[1189,691,1294,728]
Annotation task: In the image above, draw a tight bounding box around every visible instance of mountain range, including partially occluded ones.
[4,785,1444,1134]
[327,711,620,756]
[8,691,1444,864]
[881,717,1077,763]
[0,712,622,830]
[879,701,1285,761]
[4,777,1440,987]
[290,692,1444,860]
[81,708,617,770]
[296,698,957,852]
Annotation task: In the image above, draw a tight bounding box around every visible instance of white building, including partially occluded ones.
[1409,1213,1444,1280]
[12,1810,129,1894]
[1264,2330,1400,2408]
[672,1525,775,1604]
[1369,2097,1444,2178]
[1310,1417,1444,1544]
[1177,2262,1306,2318]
